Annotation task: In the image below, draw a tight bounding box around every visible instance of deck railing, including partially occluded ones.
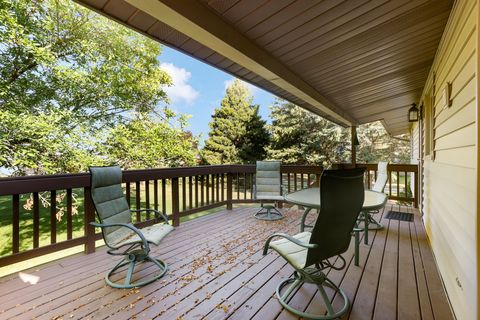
[0,163,417,267]
[0,165,322,266]
[335,163,419,207]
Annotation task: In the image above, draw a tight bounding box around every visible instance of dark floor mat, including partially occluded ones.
[385,210,414,222]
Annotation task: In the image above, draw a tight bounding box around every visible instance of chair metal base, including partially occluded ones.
[254,204,283,221]
[105,249,168,289]
[276,271,349,319]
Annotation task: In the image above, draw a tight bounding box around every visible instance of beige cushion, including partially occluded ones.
[372,161,388,192]
[256,161,282,199]
[269,232,311,269]
[110,223,174,248]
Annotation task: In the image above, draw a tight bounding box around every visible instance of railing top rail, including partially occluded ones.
[0,164,323,195]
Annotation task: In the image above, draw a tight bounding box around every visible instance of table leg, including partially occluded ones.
[363,210,369,245]
[300,207,312,232]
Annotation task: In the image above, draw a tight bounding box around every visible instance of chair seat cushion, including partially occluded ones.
[112,223,174,248]
[269,232,311,270]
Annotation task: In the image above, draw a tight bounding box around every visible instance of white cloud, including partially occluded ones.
[223,78,259,95]
[161,62,199,105]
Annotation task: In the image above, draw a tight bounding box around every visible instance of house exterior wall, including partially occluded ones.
[415,1,478,319]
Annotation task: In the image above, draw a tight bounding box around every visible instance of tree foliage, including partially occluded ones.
[237,105,270,163]
[0,0,196,175]
[106,112,197,170]
[267,99,349,166]
[202,80,269,164]
[356,122,410,164]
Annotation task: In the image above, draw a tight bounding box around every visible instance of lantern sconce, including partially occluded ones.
[408,103,419,122]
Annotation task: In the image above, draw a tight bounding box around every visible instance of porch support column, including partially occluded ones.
[351,126,357,166]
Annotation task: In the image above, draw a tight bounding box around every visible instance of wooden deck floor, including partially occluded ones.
[0,204,454,320]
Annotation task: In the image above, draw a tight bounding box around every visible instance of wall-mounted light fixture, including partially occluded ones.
[408,103,419,122]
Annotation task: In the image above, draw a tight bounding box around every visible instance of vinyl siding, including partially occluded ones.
[419,1,477,319]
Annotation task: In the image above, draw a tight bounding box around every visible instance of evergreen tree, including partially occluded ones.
[237,105,270,163]
[202,80,268,164]
[267,99,349,166]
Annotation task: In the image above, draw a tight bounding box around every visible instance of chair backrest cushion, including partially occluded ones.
[372,161,389,192]
[306,168,365,266]
[255,161,281,198]
[89,166,132,245]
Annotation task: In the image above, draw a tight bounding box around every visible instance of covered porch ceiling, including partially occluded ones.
[74,0,454,136]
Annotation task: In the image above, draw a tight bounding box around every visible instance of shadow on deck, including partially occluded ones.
[0,204,453,319]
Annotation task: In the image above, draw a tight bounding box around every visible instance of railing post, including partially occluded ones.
[171,177,180,227]
[226,173,233,210]
[84,187,96,254]
[414,168,419,208]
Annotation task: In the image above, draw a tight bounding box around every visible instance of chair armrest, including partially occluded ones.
[90,222,150,251]
[130,209,169,224]
[263,232,318,255]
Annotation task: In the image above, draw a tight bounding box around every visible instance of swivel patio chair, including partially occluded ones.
[264,168,365,319]
[359,161,389,230]
[89,166,174,289]
[253,160,284,221]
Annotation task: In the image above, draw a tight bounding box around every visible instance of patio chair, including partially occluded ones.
[360,161,389,230]
[253,160,284,221]
[264,168,365,319]
[89,166,174,289]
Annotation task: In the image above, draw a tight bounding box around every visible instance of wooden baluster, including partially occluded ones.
[294,173,298,191]
[195,176,199,208]
[221,174,225,202]
[50,190,57,244]
[307,174,311,187]
[216,174,220,203]
[12,194,20,254]
[414,169,419,208]
[389,171,392,196]
[67,189,73,240]
[396,171,400,197]
[287,173,291,192]
[367,170,371,189]
[145,180,150,220]
[404,171,408,198]
[162,179,167,216]
[126,182,131,207]
[33,192,40,248]
[189,176,193,209]
[182,177,187,211]
[154,180,159,211]
[201,175,205,206]
[171,178,180,227]
[236,173,240,200]
[135,182,141,222]
[243,173,247,199]
[227,173,233,210]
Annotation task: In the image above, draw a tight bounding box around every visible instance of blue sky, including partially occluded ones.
[158,46,276,144]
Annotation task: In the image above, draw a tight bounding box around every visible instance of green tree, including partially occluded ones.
[0,0,180,175]
[105,112,198,170]
[237,105,270,163]
[267,99,349,166]
[202,80,268,164]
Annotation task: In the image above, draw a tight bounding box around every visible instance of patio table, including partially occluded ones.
[284,187,387,265]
